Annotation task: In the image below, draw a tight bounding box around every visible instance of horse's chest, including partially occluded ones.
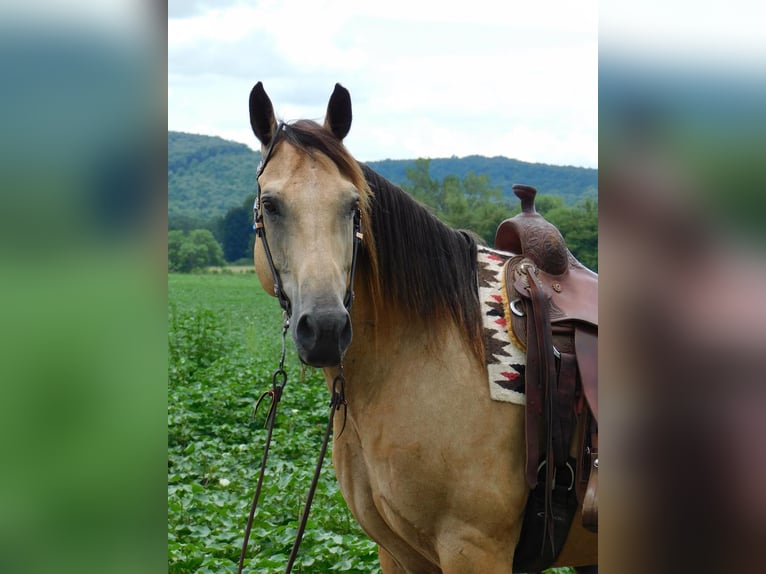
[333,427,447,546]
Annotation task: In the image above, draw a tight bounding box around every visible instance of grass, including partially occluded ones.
[168,273,378,573]
[168,272,575,573]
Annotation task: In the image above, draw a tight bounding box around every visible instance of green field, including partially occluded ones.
[168,273,379,573]
[168,272,575,573]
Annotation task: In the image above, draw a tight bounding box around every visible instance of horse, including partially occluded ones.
[249,81,597,573]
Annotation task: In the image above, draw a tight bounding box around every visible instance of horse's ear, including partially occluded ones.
[249,81,277,147]
[324,83,352,140]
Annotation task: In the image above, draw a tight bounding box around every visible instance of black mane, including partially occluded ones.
[359,163,483,358]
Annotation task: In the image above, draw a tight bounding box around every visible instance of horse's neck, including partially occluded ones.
[325,279,481,408]
[338,285,408,391]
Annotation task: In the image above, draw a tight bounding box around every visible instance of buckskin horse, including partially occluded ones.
[248,82,598,573]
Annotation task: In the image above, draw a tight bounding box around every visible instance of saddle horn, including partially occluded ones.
[495,185,569,275]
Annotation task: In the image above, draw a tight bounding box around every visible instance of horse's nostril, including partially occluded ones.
[294,309,352,367]
[295,313,319,347]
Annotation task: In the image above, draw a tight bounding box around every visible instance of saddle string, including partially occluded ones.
[522,263,559,556]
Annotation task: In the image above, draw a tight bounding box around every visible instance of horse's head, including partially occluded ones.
[249,82,368,368]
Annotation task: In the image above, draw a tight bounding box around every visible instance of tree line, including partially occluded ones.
[168,159,597,272]
[401,159,597,270]
[168,131,597,222]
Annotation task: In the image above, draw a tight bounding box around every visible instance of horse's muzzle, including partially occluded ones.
[293,308,352,367]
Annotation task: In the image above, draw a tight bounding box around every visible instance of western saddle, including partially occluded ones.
[495,185,598,572]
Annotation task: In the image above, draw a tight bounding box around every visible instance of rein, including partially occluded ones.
[238,124,363,572]
[236,326,348,574]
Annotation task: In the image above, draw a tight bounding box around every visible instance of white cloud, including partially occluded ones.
[168,0,598,167]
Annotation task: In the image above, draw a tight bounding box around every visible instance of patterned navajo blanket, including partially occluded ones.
[477,246,526,405]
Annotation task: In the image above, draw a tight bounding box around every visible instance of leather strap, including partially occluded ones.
[574,326,598,424]
[238,368,349,574]
[553,351,578,465]
[253,123,292,315]
[518,261,554,489]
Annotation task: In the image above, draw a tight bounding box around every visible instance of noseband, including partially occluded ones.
[252,122,364,320]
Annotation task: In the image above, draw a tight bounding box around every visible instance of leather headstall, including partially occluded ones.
[252,122,364,319]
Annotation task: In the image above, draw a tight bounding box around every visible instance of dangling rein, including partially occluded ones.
[236,316,349,574]
[238,126,362,572]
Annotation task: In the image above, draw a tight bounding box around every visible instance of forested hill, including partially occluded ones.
[168,131,597,221]
[168,132,258,221]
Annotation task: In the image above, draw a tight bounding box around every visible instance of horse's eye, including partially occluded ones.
[261,197,279,217]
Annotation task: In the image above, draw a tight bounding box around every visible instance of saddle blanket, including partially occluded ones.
[477,246,526,405]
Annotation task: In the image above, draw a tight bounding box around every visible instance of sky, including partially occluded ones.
[168,0,598,168]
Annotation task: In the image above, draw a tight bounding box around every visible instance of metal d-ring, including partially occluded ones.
[537,460,576,491]
[510,298,525,317]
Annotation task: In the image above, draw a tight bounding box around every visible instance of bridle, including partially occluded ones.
[238,122,364,573]
[252,122,364,319]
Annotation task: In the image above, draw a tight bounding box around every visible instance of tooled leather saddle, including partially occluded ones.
[495,185,598,573]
